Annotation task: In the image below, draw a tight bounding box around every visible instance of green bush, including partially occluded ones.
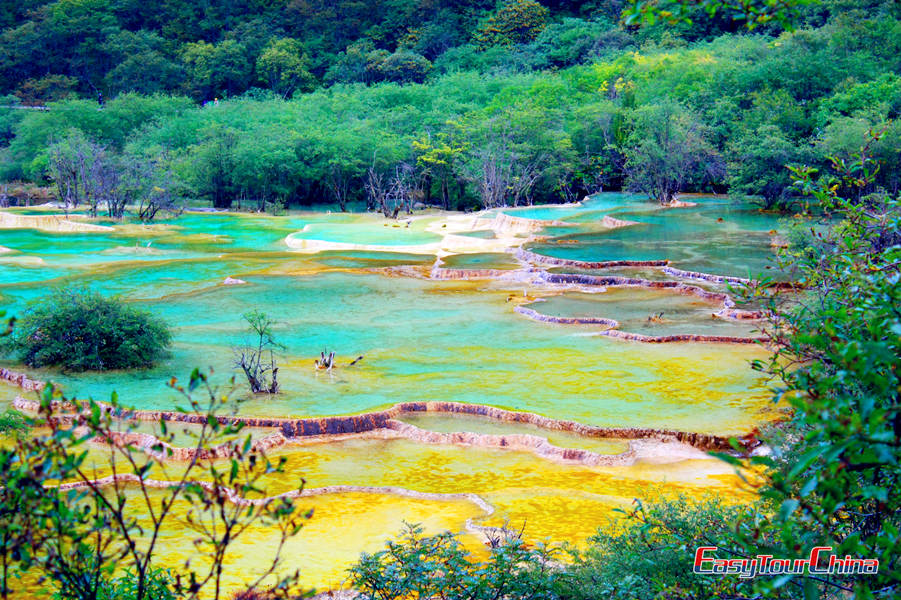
[348,523,563,600]
[52,567,177,600]
[0,410,28,435]
[566,497,758,600]
[9,288,171,371]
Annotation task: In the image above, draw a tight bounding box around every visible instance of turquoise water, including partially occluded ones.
[1,198,780,592]
[498,195,785,278]
[6,271,772,434]
[292,221,442,246]
[0,198,778,434]
[441,253,521,269]
[530,290,760,337]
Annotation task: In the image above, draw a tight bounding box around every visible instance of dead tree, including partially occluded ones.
[326,164,352,212]
[314,350,364,371]
[233,311,282,394]
[388,162,420,216]
[365,165,389,215]
[138,158,185,222]
[314,350,336,372]
[509,157,543,207]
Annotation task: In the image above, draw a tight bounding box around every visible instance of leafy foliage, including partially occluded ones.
[623,0,813,30]
[2,5,899,211]
[727,133,901,598]
[51,567,177,600]
[624,101,723,204]
[0,410,28,435]
[9,288,171,371]
[566,497,759,600]
[475,0,550,48]
[349,523,563,600]
[0,369,310,600]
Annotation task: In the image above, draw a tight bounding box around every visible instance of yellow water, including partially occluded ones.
[0,195,783,595]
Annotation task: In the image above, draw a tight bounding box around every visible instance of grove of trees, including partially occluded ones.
[0,0,899,213]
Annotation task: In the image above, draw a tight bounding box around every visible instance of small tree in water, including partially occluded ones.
[234,311,282,394]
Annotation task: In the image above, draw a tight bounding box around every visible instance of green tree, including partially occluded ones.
[624,101,723,204]
[622,0,813,30]
[349,523,563,600]
[475,0,550,49]
[102,30,185,96]
[0,370,309,600]
[187,127,238,209]
[413,131,467,209]
[724,135,901,598]
[378,51,432,84]
[726,124,812,211]
[181,40,252,101]
[9,288,171,371]
[255,38,316,98]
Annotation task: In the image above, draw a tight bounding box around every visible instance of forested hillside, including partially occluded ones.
[1,0,900,211]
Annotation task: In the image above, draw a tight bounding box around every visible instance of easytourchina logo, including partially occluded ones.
[693,546,879,579]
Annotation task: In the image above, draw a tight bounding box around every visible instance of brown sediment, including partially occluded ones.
[11,392,759,453]
[367,264,433,280]
[17,396,716,469]
[382,419,645,466]
[79,417,684,468]
[513,305,618,328]
[598,330,766,344]
[515,247,669,269]
[430,266,530,281]
[713,307,767,320]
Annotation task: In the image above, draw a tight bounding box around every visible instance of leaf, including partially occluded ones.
[778,499,799,522]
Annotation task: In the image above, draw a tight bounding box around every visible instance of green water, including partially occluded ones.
[441,252,522,269]
[1,195,782,591]
[530,289,760,337]
[1,200,778,433]
[507,195,785,278]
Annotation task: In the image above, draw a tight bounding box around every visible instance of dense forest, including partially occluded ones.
[1,2,900,600]
[1,0,900,212]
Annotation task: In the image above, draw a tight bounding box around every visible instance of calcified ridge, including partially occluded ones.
[55,473,503,541]
[428,247,769,332]
[535,272,767,322]
[69,410,711,468]
[471,265,768,339]
[514,247,670,270]
[513,305,619,328]
[9,381,759,455]
[597,330,765,344]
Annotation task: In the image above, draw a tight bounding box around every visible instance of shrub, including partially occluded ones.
[348,523,563,600]
[475,0,550,49]
[0,410,28,435]
[9,288,171,371]
[566,497,759,600]
[1,369,309,600]
[52,567,177,600]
